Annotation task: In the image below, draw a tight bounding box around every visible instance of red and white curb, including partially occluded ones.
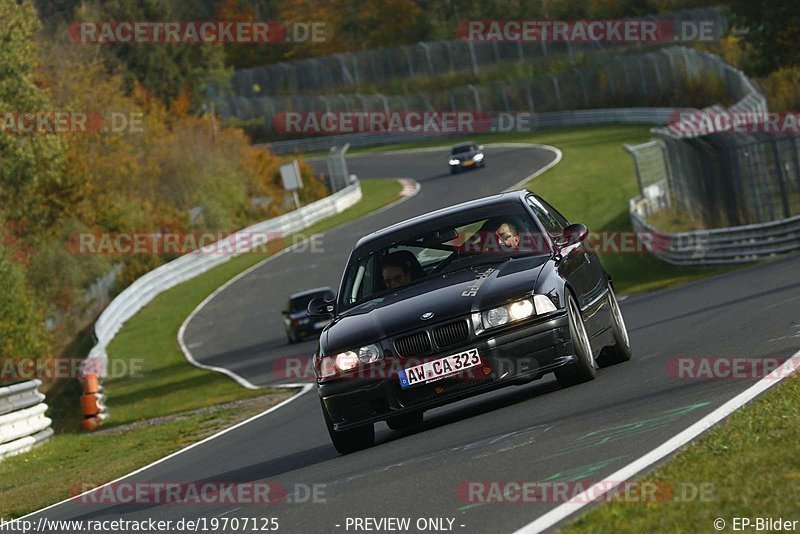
[399,179,419,197]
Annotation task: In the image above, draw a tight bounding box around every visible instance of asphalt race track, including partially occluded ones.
[23,145,800,533]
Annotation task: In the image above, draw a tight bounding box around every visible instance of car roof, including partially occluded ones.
[451,142,476,149]
[289,286,334,299]
[354,190,530,252]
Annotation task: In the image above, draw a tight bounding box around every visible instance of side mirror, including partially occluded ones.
[281,310,289,316]
[554,223,589,250]
[478,145,484,151]
[308,296,335,317]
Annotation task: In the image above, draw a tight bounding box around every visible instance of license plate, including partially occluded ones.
[398,348,482,388]
[463,160,474,166]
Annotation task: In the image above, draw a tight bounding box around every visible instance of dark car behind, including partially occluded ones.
[282,287,335,344]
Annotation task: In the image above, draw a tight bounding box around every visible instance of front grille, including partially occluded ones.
[432,320,469,349]
[394,331,432,357]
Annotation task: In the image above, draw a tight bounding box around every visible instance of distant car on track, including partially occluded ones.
[282,287,335,344]
[309,191,631,454]
[448,142,485,174]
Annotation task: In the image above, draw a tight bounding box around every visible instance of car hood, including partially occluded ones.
[324,255,550,352]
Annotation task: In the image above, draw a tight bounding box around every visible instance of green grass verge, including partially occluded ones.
[564,375,800,533]
[0,393,293,519]
[0,179,401,518]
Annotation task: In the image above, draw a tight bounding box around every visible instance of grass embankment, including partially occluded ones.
[0,179,402,518]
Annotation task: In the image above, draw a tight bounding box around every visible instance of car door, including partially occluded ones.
[525,195,592,303]
[530,195,610,337]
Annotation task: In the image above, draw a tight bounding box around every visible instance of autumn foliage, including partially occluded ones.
[0,1,327,382]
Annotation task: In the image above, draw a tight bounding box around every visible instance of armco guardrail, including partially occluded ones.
[630,192,800,266]
[0,380,53,460]
[79,182,363,429]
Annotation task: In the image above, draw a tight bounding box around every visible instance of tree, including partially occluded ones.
[0,0,66,232]
[73,0,230,108]
[0,241,49,369]
[727,0,800,75]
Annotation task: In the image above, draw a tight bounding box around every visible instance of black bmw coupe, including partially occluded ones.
[308,190,631,454]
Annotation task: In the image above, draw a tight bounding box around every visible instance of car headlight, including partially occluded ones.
[320,344,383,378]
[475,295,558,334]
[449,158,460,165]
[358,344,381,364]
[334,351,358,372]
[473,153,484,161]
[508,298,534,320]
[486,306,510,327]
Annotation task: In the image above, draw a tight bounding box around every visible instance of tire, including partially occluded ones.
[598,284,632,366]
[321,399,375,454]
[286,330,297,344]
[450,167,458,175]
[554,292,597,387]
[386,410,423,431]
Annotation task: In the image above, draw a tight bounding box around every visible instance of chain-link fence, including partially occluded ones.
[227,7,726,98]
[653,133,800,227]
[619,46,800,231]
[622,47,800,263]
[627,61,799,228]
[224,46,745,140]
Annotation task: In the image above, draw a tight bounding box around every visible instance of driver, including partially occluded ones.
[381,254,413,289]
[494,222,521,249]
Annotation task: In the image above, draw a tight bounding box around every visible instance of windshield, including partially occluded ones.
[339,212,548,310]
[451,145,474,155]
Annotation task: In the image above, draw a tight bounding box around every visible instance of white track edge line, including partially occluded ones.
[514,349,800,534]
[19,384,314,520]
[502,144,563,192]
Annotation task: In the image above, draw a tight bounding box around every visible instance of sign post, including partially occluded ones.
[280,160,304,210]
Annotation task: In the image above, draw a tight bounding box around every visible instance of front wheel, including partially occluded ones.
[598,284,632,367]
[321,399,375,454]
[554,292,597,387]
